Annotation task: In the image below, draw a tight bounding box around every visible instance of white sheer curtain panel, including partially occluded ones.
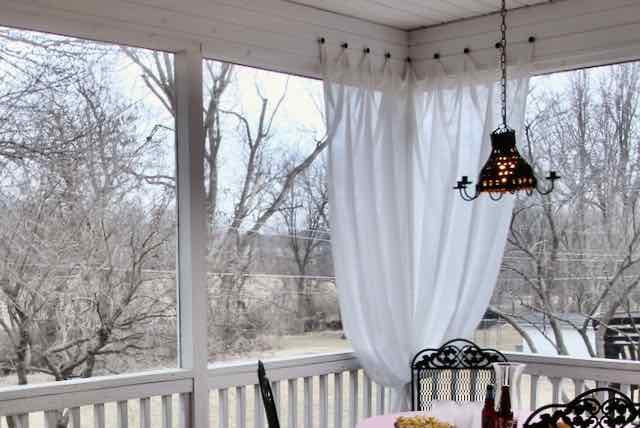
[323,52,531,411]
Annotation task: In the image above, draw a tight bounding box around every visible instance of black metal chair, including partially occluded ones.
[523,387,640,428]
[410,338,507,411]
[257,360,280,428]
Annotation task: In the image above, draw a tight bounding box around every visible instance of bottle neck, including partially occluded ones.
[484,387,495,409]
[484,398,495,410]
[498,385,512,415]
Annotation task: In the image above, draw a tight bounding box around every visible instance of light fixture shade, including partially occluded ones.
[477,128,536,194]
[453,0,559,202]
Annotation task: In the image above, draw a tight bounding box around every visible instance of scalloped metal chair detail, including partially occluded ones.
[411,338,508,411]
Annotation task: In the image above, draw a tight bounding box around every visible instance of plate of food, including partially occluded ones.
[394,415,456,428]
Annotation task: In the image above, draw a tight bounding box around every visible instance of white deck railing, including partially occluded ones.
[2,350,640,428]
[208,352,390,428]
[506,351,640,408]
[0,369,194,428]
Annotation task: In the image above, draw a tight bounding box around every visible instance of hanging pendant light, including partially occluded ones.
[454,0,559,202]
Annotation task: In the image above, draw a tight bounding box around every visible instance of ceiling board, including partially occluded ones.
[285,0,551,30]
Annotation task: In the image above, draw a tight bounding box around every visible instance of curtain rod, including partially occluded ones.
[318,35,537,64]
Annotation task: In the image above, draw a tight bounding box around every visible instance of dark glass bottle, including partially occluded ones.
[482,385,497,428]
[497,385,514,428]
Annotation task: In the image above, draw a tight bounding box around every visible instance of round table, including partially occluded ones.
[356,405,531,428]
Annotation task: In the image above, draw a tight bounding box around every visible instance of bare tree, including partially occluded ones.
[279,162,330,333]
[0,34,178,428]
[495,63,640,358]
[124,51,328,353]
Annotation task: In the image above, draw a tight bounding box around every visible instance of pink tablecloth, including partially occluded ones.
[356,406,531,428]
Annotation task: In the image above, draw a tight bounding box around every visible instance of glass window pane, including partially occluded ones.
[0,27,177,386]
[482,62,640,360]
[201,59,345,362]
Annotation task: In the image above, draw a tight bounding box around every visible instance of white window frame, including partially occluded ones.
[175,47,209,428]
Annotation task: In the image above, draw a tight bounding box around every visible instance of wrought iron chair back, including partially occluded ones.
[258,360,281,428]
[523,387,640,428]
[410,338,507,411]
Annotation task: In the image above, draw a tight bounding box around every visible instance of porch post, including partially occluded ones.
[175,45,209,428]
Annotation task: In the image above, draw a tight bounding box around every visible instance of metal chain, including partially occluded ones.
[500,0,508,128]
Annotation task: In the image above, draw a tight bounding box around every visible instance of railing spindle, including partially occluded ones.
[139,397,151,428]
[304,376,313,428]
[179,392,192,428]
[549,377,562,403]
[219,388,229,428]
[17,414,30,428]
[529,375,539,410]
[288,379,298,428]
[254,384,265,428]
[70,407,81,428]
[376,383,385,415]
[516,374,524,407]
[363,374,372,418]
[44,410,58,428]
[94,403,106,428]
[117,400,129,428]
[334,372,343,428]
[162,395,173,428]
[236,386,247,428]
[271,381,280,418]
[349,370,359,428]
[386,387,392,413]
[319,374,328,428]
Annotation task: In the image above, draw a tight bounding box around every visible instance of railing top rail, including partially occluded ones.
[208,350,357,372]
[4,348,640,416]
[0,368,193,415]
[208,351,361,389]
[504,351,640,370]
[505,351,640,383]
[207,349,640,389]
[208,350,640,374]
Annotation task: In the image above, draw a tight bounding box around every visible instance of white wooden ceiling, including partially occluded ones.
[286,0,551,30]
